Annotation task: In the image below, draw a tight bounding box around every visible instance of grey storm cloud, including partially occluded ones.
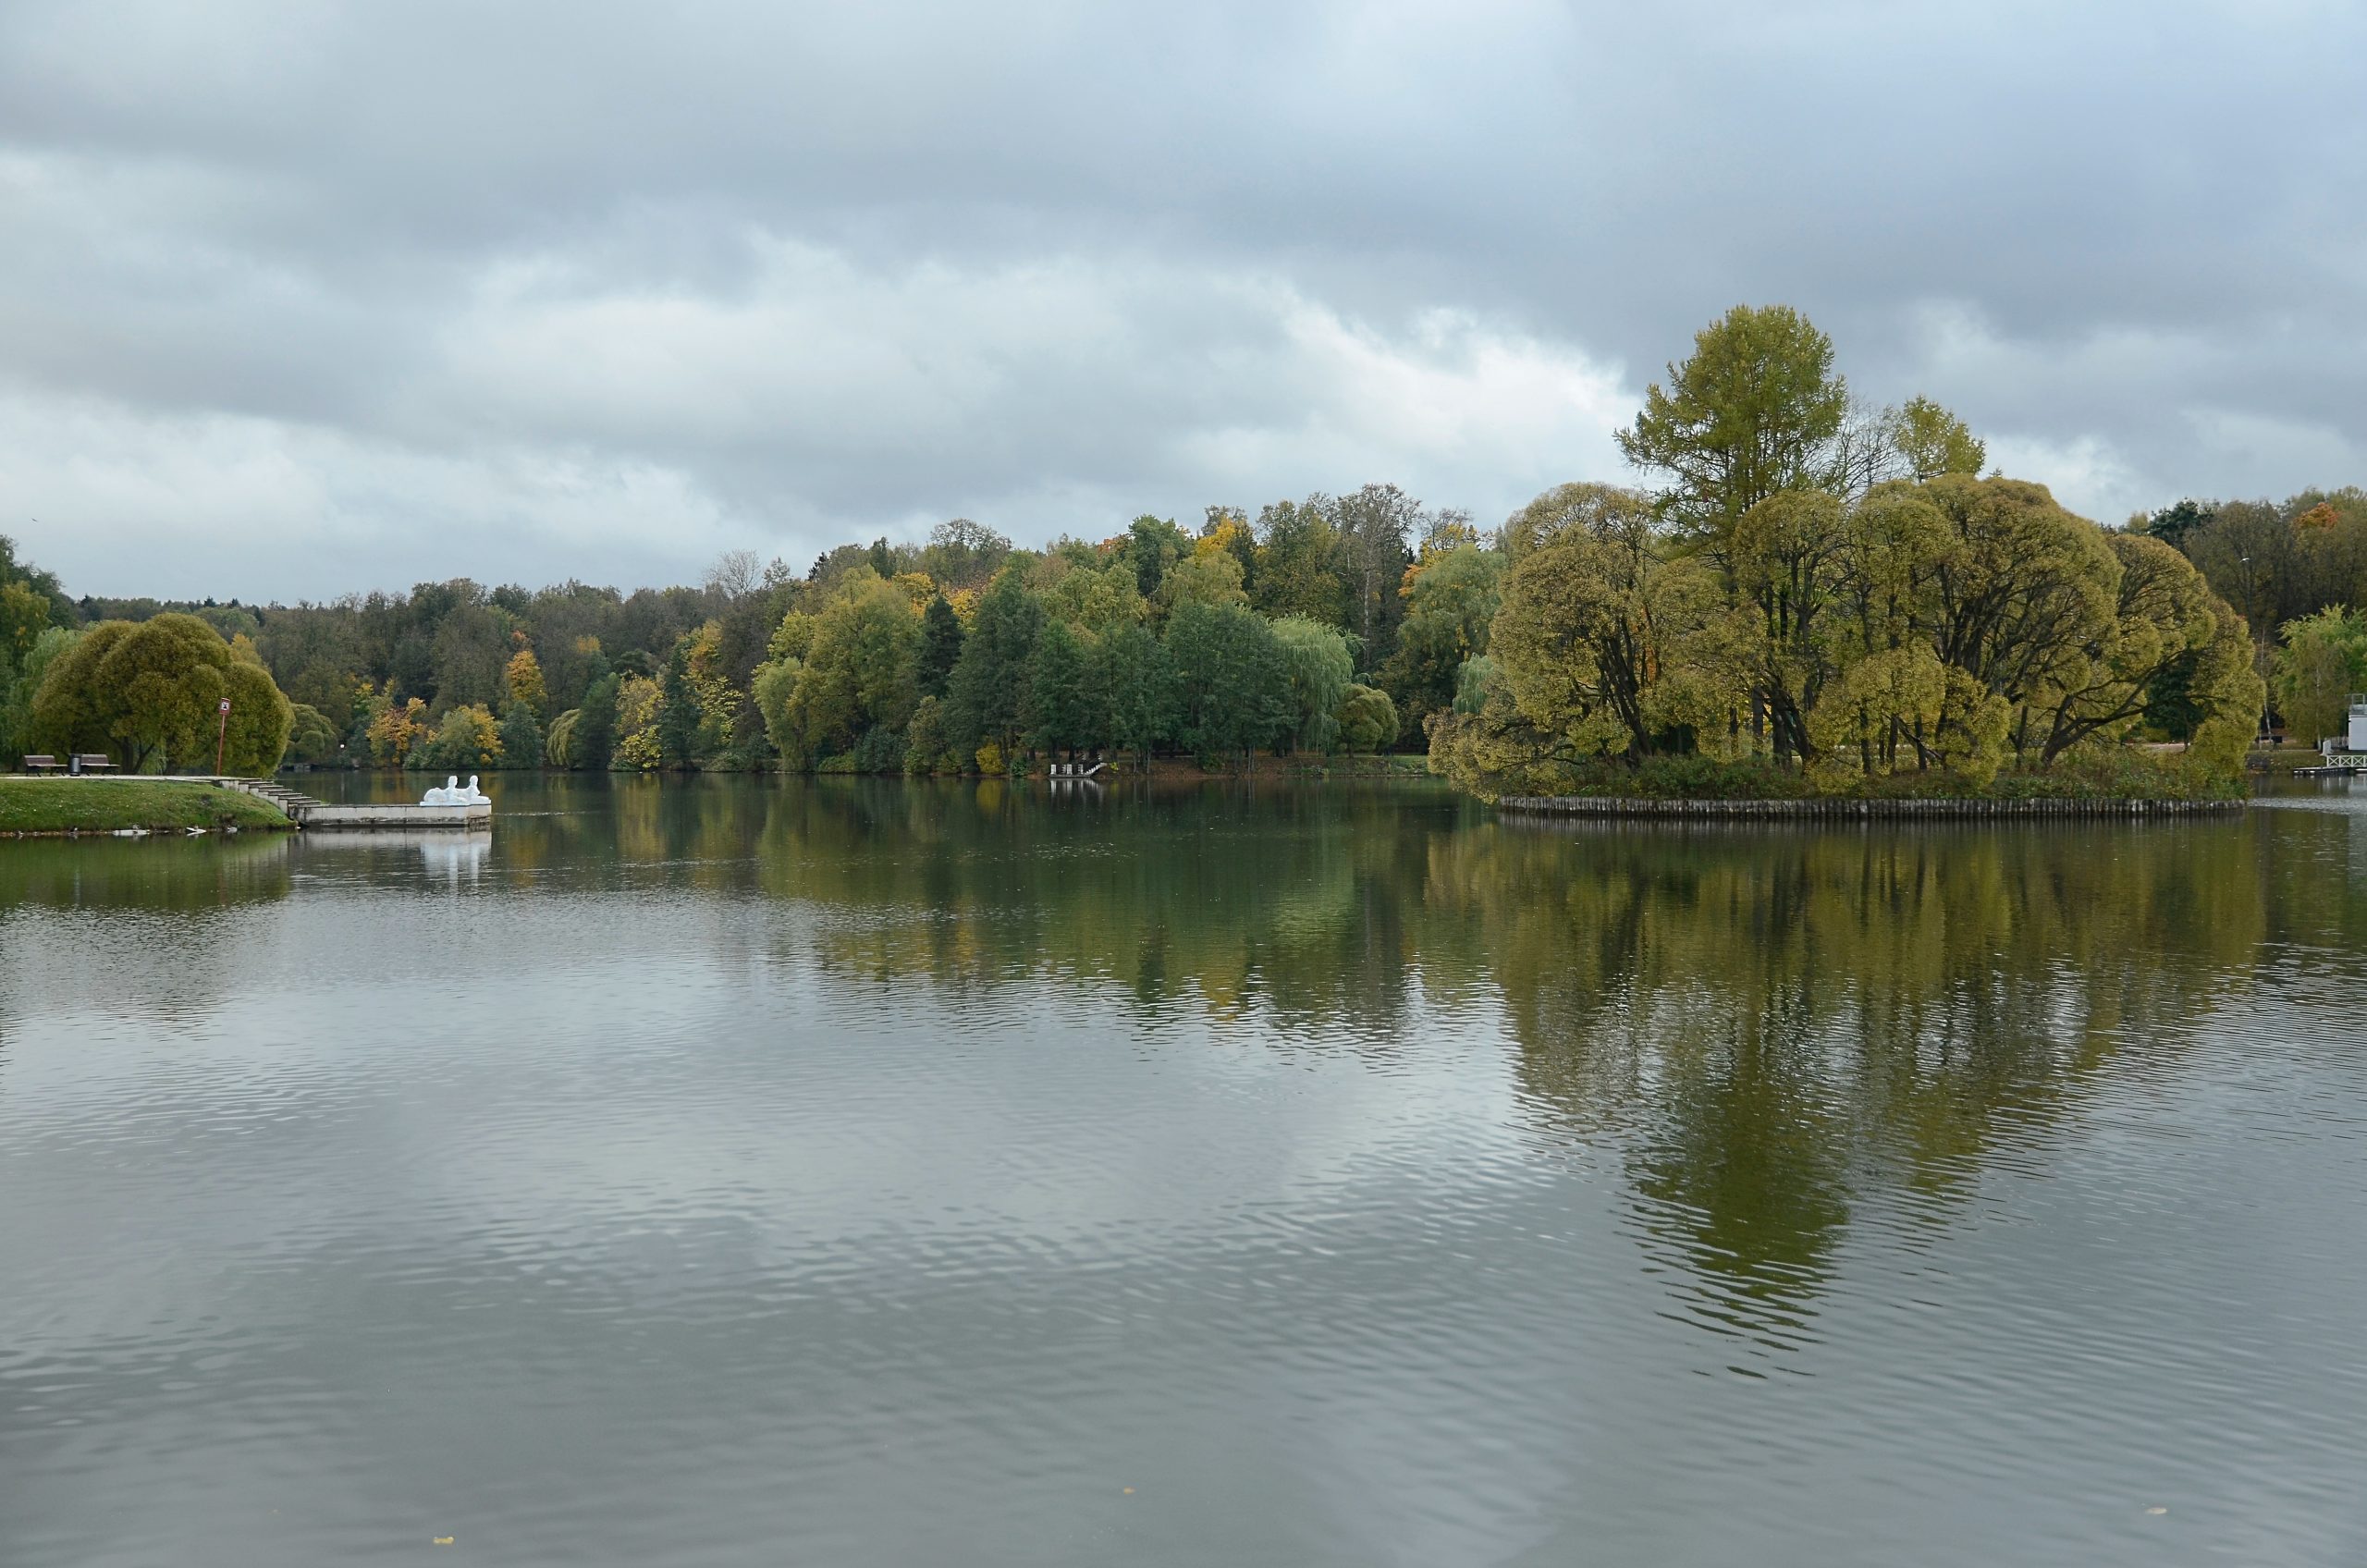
[3,0,2364,600]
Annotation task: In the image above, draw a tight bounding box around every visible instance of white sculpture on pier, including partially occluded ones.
[420,775,490,807]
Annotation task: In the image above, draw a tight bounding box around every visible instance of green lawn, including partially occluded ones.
[0,778,292,833]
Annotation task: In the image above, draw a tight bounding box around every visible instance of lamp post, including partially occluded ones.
[215,697,231,776]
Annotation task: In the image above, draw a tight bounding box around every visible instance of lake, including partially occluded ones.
[4,774,2364,1566]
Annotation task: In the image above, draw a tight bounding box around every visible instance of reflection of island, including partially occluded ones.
[1430,821,2266,1348]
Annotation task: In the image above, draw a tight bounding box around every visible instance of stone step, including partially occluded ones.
[223,778,325,815]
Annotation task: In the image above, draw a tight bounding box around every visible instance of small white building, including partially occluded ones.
[2349,695,2367,753]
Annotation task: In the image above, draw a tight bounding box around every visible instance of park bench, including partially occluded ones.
[20,754,59,772]
[70,754,118,774]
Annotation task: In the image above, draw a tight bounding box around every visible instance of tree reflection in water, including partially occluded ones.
[746,781,2267,1350]
[1438,818,2264,1350]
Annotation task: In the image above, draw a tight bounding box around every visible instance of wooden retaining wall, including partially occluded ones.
[1497,795,2247,820]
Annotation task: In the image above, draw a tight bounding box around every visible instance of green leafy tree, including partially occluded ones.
[1483,488,1732,765]
[750,658,802,761]
[1156,548,1248,613]
[1,626,76,763]
[903,694,953,773]
[418,704,503,770]
[1379,543,1502,734]
[498,701,546,769]
[1028,620,1096,753]
[427,598,511,711]
[219,660,296,774]
[0,534,75,628]
[920,518,1012,593]
[1122,515,1191,602]
[1037,555,1148,633]
[0,580,53,668]
[1891,395,1986,481]
[750,657,802,761]
[1334,484,1423,667]
[31,613,294,773]
[2272,606,2367,743]
[1335,684,1399,753]
[574,674,620,771]
[284,702,344,765]
[946,567,1045,754]
[2020,531,2242,766]
[545,707,581,767]
[2141,499,2217,553]
[780,574,922,762]
[1092,621,1172,762]
[656,641,699,766]
[916,594,965,698]
[1269,616,1355,752]
[1251,496,1352,627]
[1616,303,1850,551]
[1164,601,1292,761]
[1730,489,1853,764]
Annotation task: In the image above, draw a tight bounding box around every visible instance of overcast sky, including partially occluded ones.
[4,1,2362,603]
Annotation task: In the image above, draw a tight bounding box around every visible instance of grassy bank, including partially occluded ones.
[0,778,292,834]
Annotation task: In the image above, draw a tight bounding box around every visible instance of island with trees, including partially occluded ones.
[0,304,2334,811]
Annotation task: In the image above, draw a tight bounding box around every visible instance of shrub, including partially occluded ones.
[1335,684,1399,753]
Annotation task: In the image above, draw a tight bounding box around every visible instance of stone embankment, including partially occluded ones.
[1498,795,2245,820]
[215,778,492,829]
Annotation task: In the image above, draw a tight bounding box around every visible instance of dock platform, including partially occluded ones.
[215,778,491,830]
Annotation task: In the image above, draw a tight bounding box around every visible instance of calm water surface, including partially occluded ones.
[4,775,2365,1566]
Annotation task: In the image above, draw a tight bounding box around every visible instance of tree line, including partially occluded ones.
[0,490,1484,776]
[0,302,2300,790]
[2126,490,2367,748]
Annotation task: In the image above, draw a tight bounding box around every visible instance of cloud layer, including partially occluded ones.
[5,1,2363,599]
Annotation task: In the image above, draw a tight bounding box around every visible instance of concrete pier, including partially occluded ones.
[213,778,492,830]
[300,801,491,829]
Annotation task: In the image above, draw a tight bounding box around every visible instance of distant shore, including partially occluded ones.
[0,778,293,837]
